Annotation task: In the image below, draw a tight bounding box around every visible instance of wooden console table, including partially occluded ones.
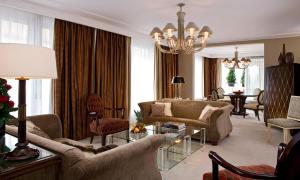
[0,133,61,180]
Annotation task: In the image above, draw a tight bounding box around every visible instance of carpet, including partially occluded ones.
[80,113,283,180]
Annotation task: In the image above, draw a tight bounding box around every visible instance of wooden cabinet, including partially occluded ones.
[0,133,61,180]
[264,63,300,123]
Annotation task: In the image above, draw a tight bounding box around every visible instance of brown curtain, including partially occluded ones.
[54,19,95,140]
[94,29,131,118]
[204,57,219,97]
[155,46,178,100]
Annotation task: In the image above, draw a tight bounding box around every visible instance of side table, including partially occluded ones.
[0,133,61,180]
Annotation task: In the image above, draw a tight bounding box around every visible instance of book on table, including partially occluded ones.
[161,122,186,134]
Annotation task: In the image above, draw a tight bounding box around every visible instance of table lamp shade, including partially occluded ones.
[172,76,185,84]
[0,43,57,79]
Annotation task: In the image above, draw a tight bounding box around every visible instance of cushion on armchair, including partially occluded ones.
[202,164,275,180]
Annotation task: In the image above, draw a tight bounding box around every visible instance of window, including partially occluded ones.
[221,57,264,94]
[130,38,154,121]
[194,54,204,99]
[0,7,54,116]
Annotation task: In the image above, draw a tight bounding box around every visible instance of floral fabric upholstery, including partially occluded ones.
[202,164,275,180]
[90,118,129,135]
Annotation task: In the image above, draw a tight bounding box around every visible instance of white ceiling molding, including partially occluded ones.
[0,0,141,37]
[1,0,300,43]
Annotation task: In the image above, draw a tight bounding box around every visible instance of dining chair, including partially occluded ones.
[247,88,261,103]
[87,94,129,146]
[243,90,264,120]
[216,87,231,103]
[203,132,300,180]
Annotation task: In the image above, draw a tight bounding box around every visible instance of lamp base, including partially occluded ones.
[5,144,39,161]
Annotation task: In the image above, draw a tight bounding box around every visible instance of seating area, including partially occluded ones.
[0,1,300,180]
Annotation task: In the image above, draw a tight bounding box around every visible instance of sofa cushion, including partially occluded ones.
[199,105,219,123]
[151,104,165,116]
[171,101,206,119]
[27,121,51,139]
[155,102,173,116]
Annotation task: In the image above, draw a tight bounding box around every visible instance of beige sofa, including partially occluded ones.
[6,114,164,180]
[138,100,233,145]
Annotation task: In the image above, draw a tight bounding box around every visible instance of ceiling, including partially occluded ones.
[200,43,264,58]
[1,0,300,43]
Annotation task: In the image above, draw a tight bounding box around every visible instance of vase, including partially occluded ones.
[0,123,5,138]
[285,52,294,64]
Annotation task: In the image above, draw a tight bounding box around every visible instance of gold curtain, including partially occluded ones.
[204,57,220,97]
[54,19,95,140]
[155,46,178,100]
[94,29,131,118]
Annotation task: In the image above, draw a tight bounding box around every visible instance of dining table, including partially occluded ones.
[224,93,258,115]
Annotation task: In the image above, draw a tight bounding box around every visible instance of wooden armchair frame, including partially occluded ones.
[207,132,300,180]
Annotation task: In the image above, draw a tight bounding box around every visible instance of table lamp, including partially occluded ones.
[172,76,185,99]
[0,43,57,161]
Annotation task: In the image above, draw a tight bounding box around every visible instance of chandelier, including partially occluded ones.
[150,3,212,54]
[222,47,251,69]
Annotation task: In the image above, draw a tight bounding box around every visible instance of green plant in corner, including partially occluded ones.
[0,78,18,127]
[226,69,236,87]
[241,69,245,87]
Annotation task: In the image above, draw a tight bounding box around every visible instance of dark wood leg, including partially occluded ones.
[257,109,260,121]
[90,135,94,144]
[102,135,106,146]
[243,109,246,118]
[211,141,218,146]
[212,161,219,180]
[126,130,130,143]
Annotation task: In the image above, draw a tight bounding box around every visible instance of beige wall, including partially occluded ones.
[178,53,194,99]
[264,37,300,67]
[178,36,300,98]
[209,36,300,67]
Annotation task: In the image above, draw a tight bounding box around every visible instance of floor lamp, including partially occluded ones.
[0,43,57,161]
[172,76,185,99]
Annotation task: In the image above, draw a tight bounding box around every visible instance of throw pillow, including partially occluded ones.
[199,105,219,122]
[155,102,173,116]
[151,104,165,116]
[27,121,51,139]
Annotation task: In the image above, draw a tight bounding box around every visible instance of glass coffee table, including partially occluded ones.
[111,122,206,171]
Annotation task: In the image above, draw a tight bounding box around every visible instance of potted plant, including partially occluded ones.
[131,110,146,134]
[226,69,236,87]
[0,78,18,137]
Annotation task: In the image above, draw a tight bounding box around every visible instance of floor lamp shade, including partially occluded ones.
[0,43,57,79]
[0,43,57,161]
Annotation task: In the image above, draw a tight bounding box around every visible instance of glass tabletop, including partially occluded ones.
[112,122,206,170]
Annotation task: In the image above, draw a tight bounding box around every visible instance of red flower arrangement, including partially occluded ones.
[0,78,18,127]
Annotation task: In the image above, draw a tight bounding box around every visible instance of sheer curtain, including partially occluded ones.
[130,37,154,121]
[244,57,264,94]
[0,6,54,116]
[194,54,204,99]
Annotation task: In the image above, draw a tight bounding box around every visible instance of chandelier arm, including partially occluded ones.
[155,43,178,54]
[192,42,207,52]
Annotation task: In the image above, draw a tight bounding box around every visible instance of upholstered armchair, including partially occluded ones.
[87,94,129,146]
[203,132,300,180]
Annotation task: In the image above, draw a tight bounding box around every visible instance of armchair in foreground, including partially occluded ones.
[203,132,300,180]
